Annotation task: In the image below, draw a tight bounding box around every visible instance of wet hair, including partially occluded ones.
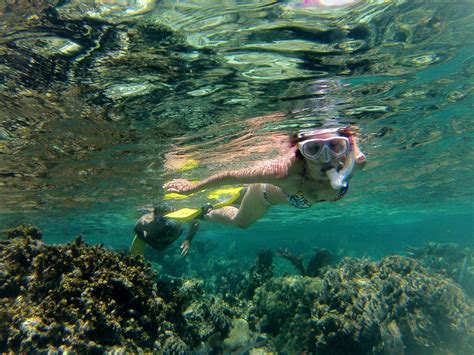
[153,202,176,215]
[290,132,305,160]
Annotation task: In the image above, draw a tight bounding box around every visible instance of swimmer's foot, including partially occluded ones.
[197,203,213,220]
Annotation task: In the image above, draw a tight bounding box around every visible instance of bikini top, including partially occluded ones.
[287,191,312,209]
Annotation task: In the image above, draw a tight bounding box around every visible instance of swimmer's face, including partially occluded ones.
[299,132,349,166]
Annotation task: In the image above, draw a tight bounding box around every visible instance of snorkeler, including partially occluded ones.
[131,203,199,256]
[164,125,366,229]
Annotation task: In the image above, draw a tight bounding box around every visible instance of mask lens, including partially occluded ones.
[303,141,323,158]
[328,138,348,156]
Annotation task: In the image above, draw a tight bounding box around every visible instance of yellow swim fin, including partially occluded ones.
[130,234,146,256]
[207,187,244,200]
[164,192,191,200]
[212,187,244,209]
[163,180,201,201]
[165,187,244,222]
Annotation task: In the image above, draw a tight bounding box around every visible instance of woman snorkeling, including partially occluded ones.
[164,125,366,229]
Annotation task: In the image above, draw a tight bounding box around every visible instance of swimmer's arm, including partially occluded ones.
[186,220,199,241]
[187,158,293,192]
[351,135,366,172]
[341,125,366,170]
[181,220,199,256]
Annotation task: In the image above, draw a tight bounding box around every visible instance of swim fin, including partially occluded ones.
[130,234,146,256]
[164,187,244,222]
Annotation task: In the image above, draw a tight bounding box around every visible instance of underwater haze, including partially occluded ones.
[1,0,473,353]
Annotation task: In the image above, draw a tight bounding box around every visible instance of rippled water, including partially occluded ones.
[0,0,473,254]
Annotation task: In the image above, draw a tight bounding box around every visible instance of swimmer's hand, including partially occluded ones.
[339,125,360,137]
[180,240,190,256]
[340,125,366,165]
[163,179,195,194]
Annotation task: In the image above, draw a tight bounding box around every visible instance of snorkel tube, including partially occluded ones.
[326,134,356,190]
[326,151,355,190]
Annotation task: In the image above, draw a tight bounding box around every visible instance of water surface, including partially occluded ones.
[0,0,473,256]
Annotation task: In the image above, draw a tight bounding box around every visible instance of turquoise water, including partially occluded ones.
[1,0,473,266]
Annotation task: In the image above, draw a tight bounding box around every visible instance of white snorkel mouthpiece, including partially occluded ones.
[326,151,355,190]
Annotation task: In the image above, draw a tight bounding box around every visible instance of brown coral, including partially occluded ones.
[2,224,42,240]
[0,236,175,352]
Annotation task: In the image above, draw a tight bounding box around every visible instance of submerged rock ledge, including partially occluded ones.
[0,234,473,353]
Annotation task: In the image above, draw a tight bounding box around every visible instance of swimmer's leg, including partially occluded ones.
[205,184,272,229]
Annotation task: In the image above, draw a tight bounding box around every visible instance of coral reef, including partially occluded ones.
[156,277,245,352]
[306,248,334,277]
[406,242,474,297]
[2,224,42,240]
[223,318,254,353]
[246,248,273,298]
[253,275,324,352]
[253,256,474,354]
[1,228,472,354]
[276,248,306,275]
[276,247,335,276]
[213,248,275,302]
[0,236,178,352]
